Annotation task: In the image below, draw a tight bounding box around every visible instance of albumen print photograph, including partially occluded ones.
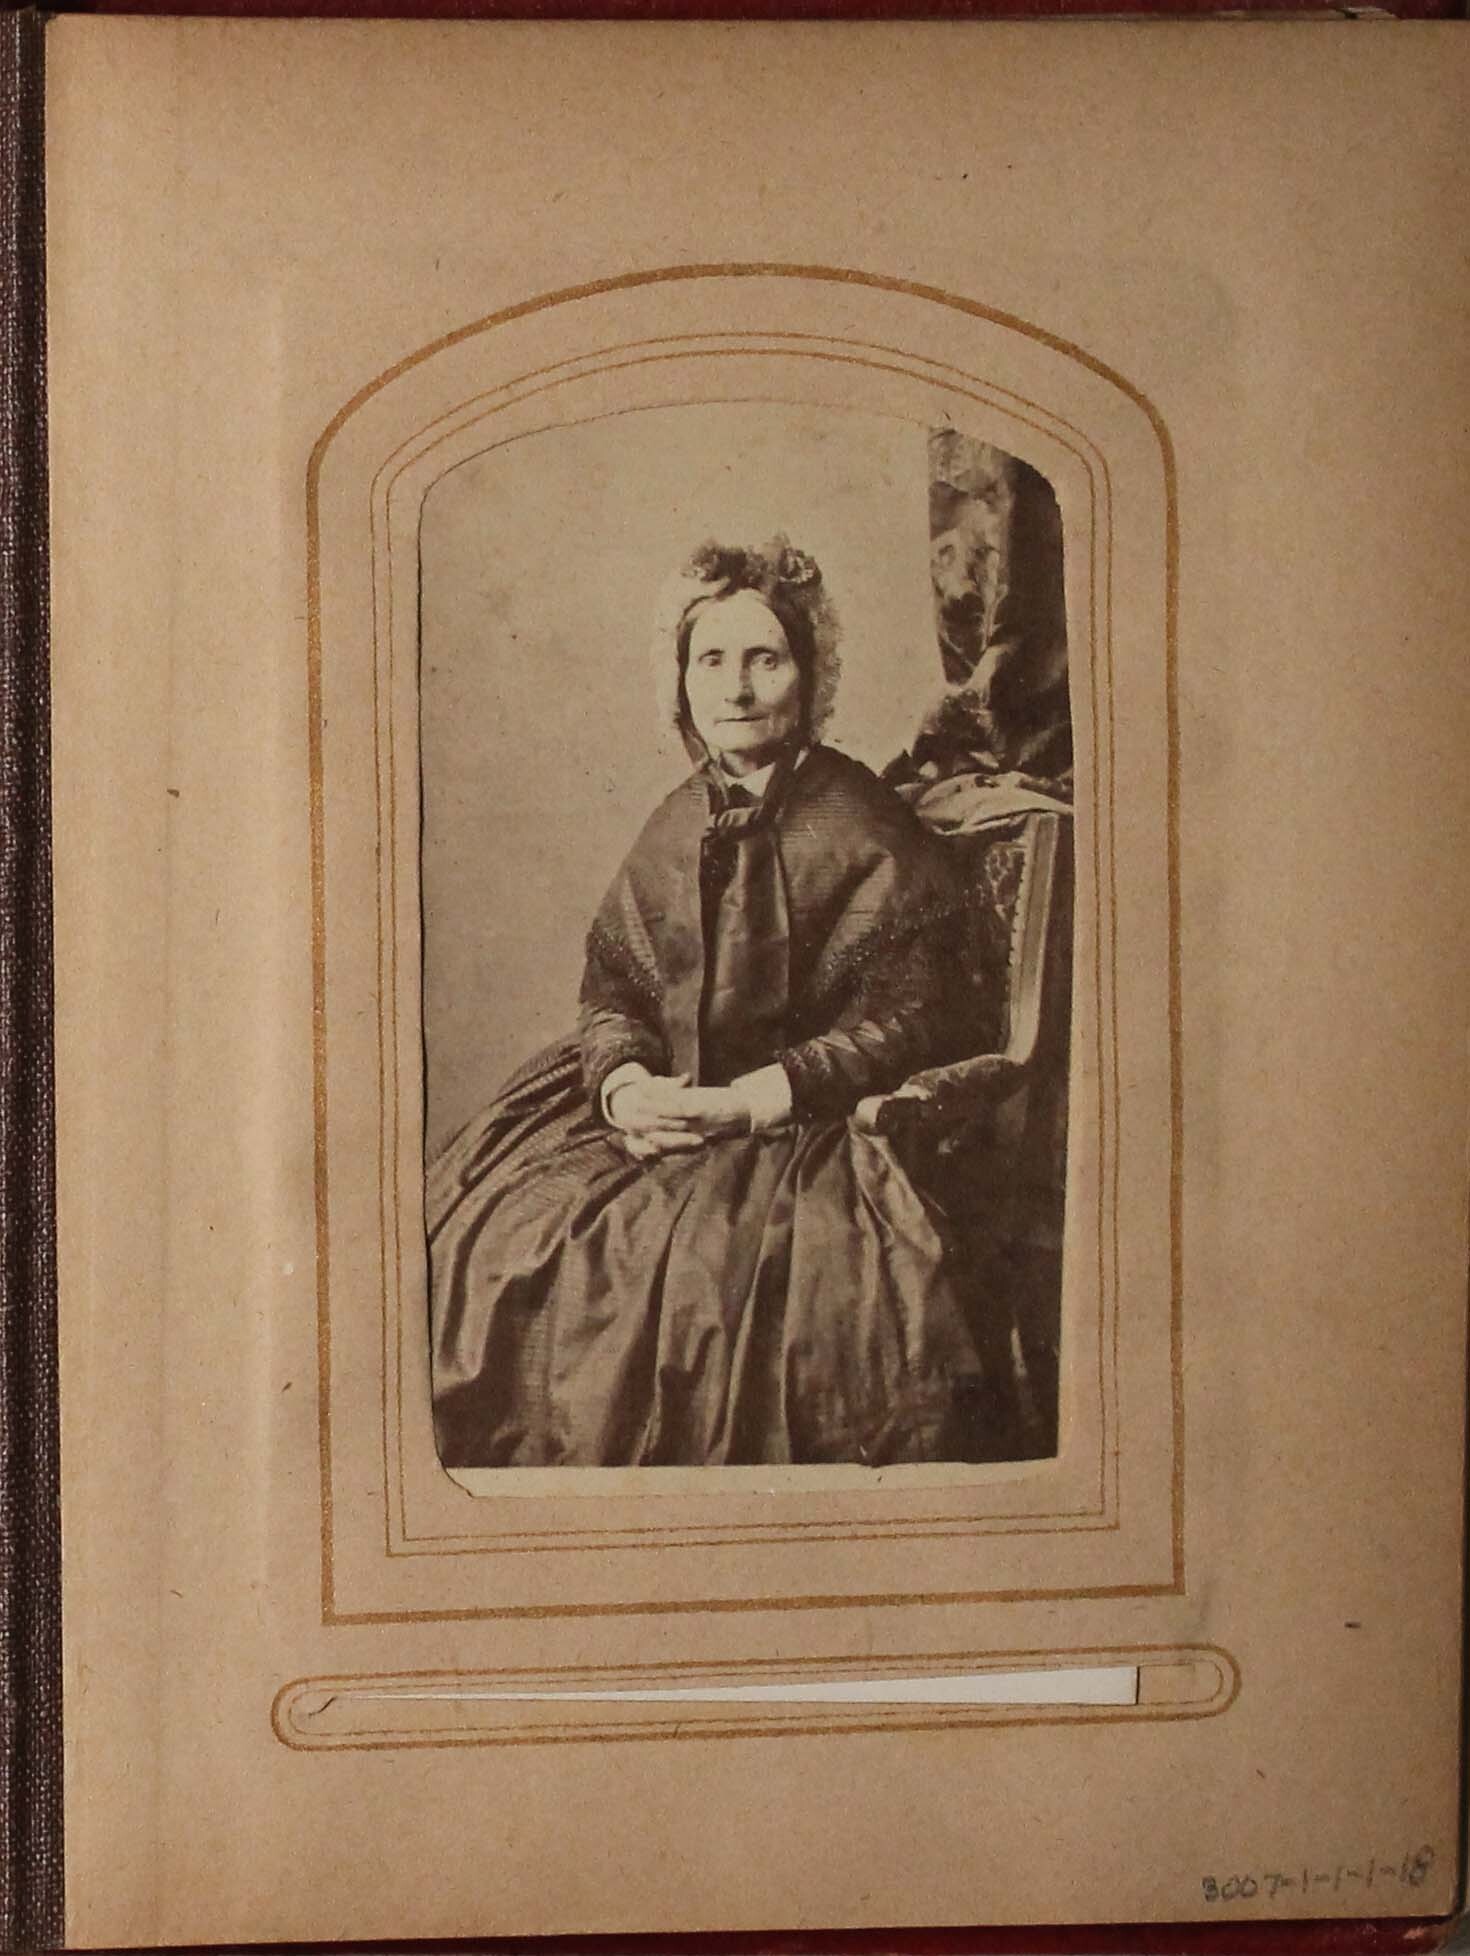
[420,405,1073,1476]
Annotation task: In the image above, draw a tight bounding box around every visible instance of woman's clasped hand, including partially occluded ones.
[604,1068,754,1156]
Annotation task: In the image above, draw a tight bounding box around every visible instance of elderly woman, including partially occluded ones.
[428,539,991,1468]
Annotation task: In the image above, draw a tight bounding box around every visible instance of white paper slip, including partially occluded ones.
[342,1666,1141,1708]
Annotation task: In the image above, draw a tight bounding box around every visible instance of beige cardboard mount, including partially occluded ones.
[45,18,1470,1948]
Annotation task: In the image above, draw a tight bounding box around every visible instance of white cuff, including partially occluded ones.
[600,1061,651,1126]
[732,1063,794,1132]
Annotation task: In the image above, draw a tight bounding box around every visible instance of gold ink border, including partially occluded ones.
[306,264,1181,1626]
[271,1644,1235,1753]
[378,351,1115,1552]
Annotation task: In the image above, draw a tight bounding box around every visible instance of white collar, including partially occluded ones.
[716,745,810,800]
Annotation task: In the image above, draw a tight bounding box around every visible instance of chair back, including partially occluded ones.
[937,807,1074,1452]
[942,809,1072,1084]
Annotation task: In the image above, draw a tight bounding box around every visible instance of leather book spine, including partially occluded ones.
[0,9,62,1950]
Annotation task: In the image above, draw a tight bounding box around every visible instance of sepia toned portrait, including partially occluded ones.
[420,411,1072,1476]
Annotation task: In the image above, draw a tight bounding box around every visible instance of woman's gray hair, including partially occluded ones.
[650,535,842,752]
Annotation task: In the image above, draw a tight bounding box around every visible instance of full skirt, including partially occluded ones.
[427,1038,989,1467]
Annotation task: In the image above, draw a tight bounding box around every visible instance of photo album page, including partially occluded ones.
[41,16,1470,1947]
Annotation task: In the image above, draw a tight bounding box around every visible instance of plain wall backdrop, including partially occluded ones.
[420,399,1010,1152]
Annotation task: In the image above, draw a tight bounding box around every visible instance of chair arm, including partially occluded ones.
[853,812,1066,1143]
[852,1053,1024,1137]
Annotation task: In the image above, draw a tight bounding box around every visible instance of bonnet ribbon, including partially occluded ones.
[693,746,801,1085]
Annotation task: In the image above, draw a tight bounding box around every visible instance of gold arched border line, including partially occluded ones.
[306,265,1181,1624]
[369,342,1122,1560]
[317,290,1170,1599]
[372,357,1118,1555]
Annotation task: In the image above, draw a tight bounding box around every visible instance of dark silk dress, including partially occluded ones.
[427,744,989,1468]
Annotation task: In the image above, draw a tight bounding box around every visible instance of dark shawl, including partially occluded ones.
[578,744,969,1120]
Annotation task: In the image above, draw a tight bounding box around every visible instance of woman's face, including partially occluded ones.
[683,591,803,776]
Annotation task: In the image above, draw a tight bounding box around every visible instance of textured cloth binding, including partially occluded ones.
[0,11,64,1950]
